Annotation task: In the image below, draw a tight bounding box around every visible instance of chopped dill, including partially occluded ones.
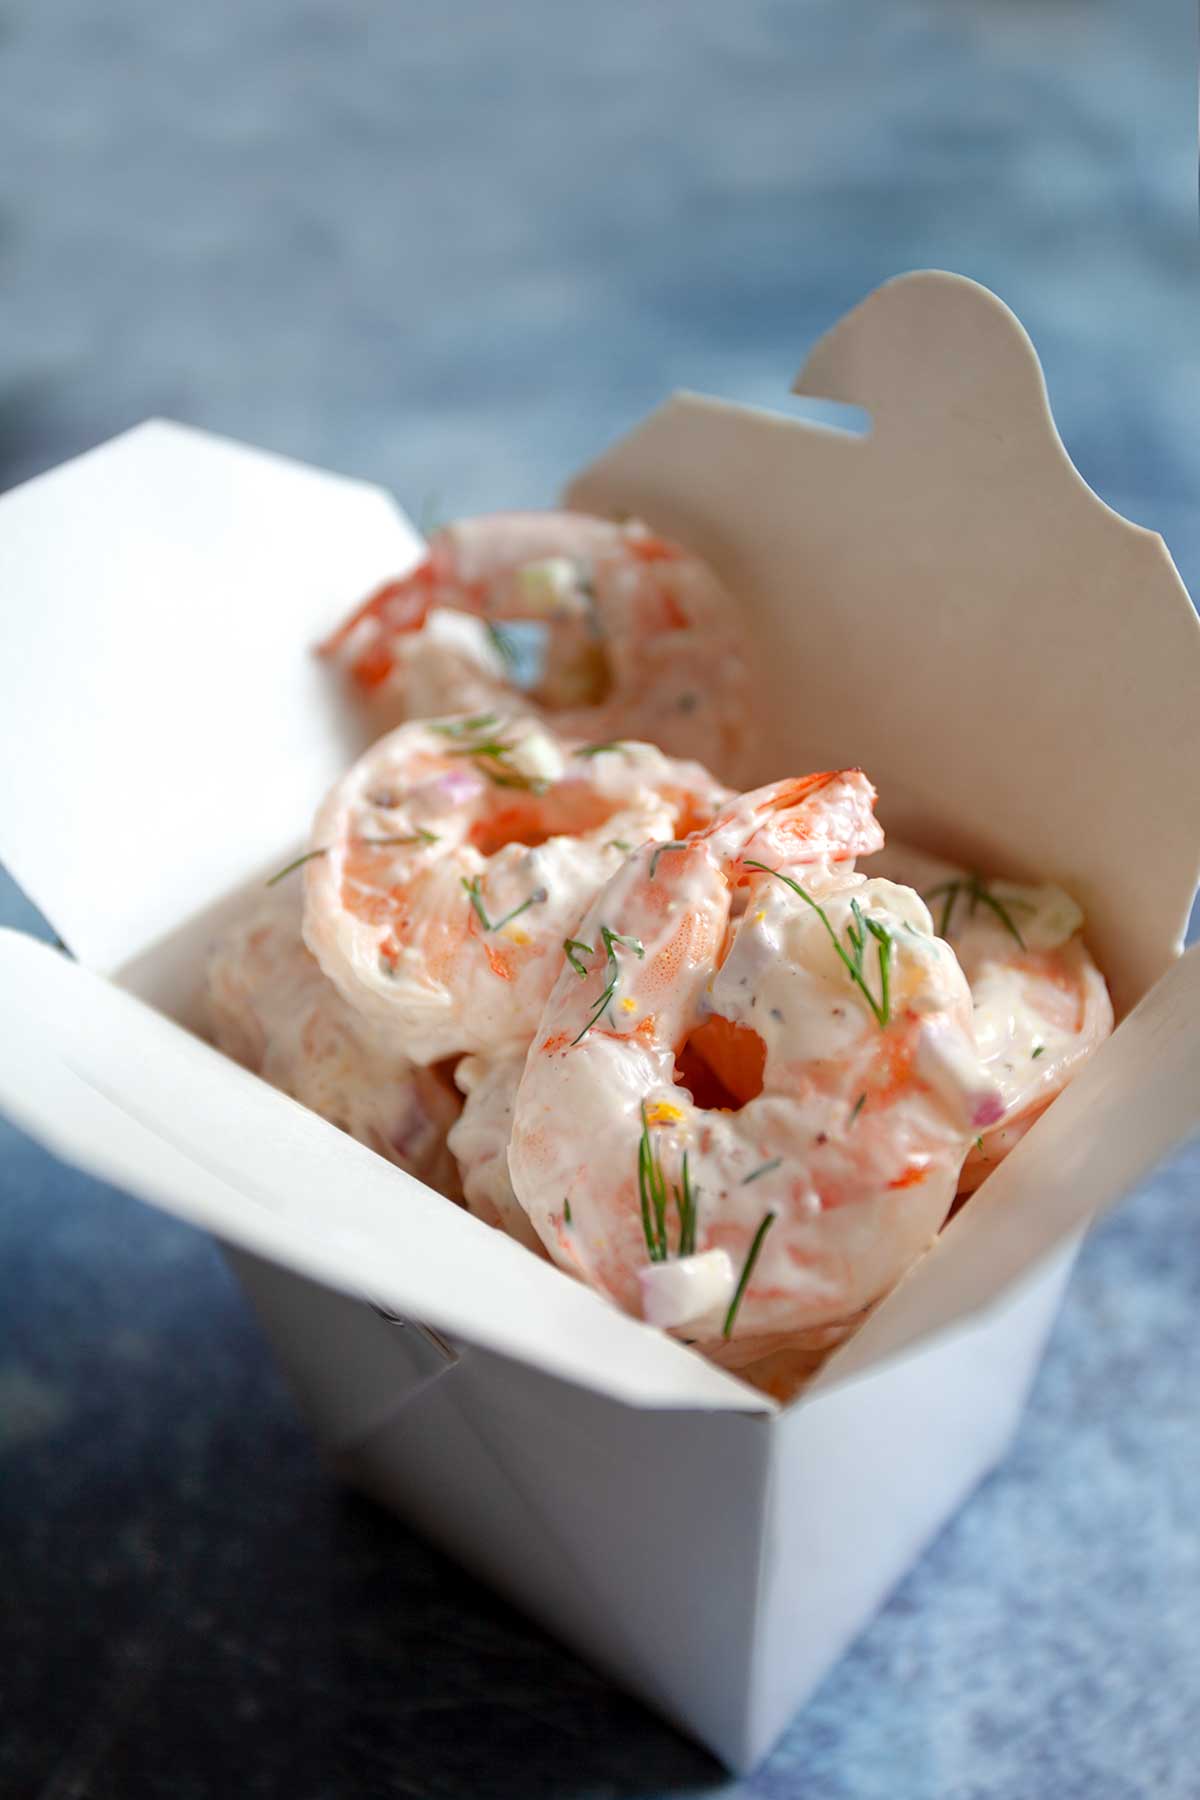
[443,724,553,794]
[924,872,1030,949]
[742,1157,782,1185]
[649,840,688,879]
[723,1212,776,1339]
[462,875,548,934]
[745,862,893,1027]
[575,740,628,758]
[975,1136,985,1153]
[570,924,645,1043]
[485,620,519,667]
[1032,1043,1045,1059]
[430,712,500,738]
[563,937,594,978]
[564,1198,572,1226]
[606,838,633,853]
[636,1109,698,1262]
[266,829,438,886]
[848,1092,866,1128]
[266,848,328,886]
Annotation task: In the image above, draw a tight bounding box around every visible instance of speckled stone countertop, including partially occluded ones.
[2,3,1198,1795]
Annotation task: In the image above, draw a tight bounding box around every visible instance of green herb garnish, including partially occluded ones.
[462,875,548,934]
[607,839,633,853]
[570,924,645,1043]
[675,1152,698,1258]
[564,1198,572,1225]
[563,937,594,978]
[638,1104,670,1263]
[649,840,688,879]
[636,1109,698,1262]
[849,1092,866,1128]
[1032,1044,1045,1059]
[430,712,501,738]
[266,829,439,887]
[742,1157,782,1185]
[266,848,328,886]
[442,724,554,794]
[575,740,627,758]
[975,1135,985,1153]
[723,1212,776,1339]
[745,862,893,1027]
[924,872,1031,949]
[485,620,519,667]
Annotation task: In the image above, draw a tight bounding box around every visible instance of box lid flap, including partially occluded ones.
[0,422,417,972]
[567,270,1200,1017]
[0,929,771,1414]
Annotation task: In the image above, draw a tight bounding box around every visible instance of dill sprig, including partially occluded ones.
[430,712,501,738]
[266,829,439,886]
[723,1211,776,1339]
[848,1092,866,1128]
[462,875,548,934]
[675,1152,698,1257]
[638,1106,670,1263]
[563,937,594,978]
[607,838,633,853]
[266,848,328,887]
[745,862,893,1028]
[924,872,1031,948]
[649,840,688,879]
[570,924,645,1043]
[442,724,554,794]
[485,620,519,667]
[575,740,628,758]
[637,1108,699,1262]
[742,1157,782,1185]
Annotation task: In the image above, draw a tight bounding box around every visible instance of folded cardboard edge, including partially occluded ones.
[566,270,1200,1019]
[0,418,421,973]
[0,928,773,1416]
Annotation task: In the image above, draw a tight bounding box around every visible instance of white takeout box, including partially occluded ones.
[3,272,1200,1772]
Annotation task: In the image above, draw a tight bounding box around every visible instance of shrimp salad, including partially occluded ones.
[203,508,1113,1397]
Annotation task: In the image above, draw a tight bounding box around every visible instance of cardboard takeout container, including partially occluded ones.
[3,272,1200,1772]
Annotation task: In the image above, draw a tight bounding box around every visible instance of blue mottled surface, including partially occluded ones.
[2,2,1199,1795]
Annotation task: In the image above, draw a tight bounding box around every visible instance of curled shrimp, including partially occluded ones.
[507,772,1000,1366]
[873,847,1113,1192]
[302,711,731,1063]
[448,1050,546,1255]
[205,885,462,1197]
[317,511,750,780]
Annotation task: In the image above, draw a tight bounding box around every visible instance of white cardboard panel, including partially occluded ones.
[567,272,1200,1019]
[0,421,421,973]
[0,928,769,1415]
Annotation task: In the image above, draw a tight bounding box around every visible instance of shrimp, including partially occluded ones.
[302,711,732,1064]
[317,512,750,781]
[205,885,462,1197]
[507,772,1001,1368]
[448,1050,545,1255]
[871,846,1113,1192]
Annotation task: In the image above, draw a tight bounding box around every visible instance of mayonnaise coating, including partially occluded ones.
[205,885,462,1197]
[303,713,731,1062]
[317,511,751,782]
[507,772,997,1361]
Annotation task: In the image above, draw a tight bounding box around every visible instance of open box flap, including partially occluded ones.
[566,268,1200,1382]
[0,930,771,1415]
[567,270,1200,1019]
[0,422,420,973]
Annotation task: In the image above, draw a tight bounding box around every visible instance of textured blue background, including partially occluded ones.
[2,2,1198,1795]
